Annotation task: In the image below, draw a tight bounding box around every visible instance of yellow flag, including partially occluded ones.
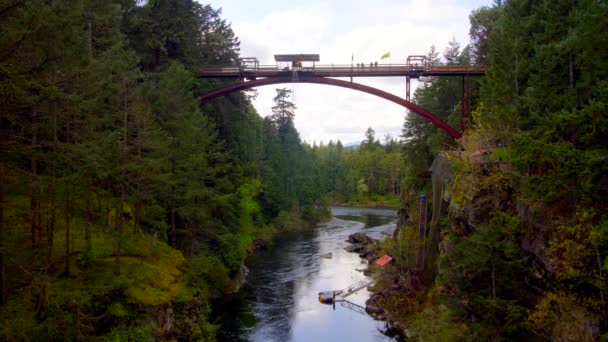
[381,52,391,59]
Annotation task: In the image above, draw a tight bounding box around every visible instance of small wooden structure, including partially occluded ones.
[375,255,393,267]
[274,54,320,69]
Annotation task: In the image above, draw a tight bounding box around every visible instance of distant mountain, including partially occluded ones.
[344,141,360,149]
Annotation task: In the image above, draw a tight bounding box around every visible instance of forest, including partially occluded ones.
[0,0,335,339]
[309,128,403,208]
[1,0,607,340]
[371,0,608,340]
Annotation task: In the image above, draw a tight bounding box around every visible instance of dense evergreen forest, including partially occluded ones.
[309,128,403,208]
[1,0,607,340]
[370,0,608,340]
[0,1,331,339]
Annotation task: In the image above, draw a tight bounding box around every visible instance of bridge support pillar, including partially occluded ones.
[461,75,471,131]
[405,76,411,101]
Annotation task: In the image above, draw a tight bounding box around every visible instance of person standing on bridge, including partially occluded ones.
[374,61,378,68]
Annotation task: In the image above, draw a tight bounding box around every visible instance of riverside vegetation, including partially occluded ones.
[1,0,607,341]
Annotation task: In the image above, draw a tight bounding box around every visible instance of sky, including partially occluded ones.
[206,0,491,145]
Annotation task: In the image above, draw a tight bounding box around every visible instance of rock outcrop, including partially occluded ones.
[345,232,379,260]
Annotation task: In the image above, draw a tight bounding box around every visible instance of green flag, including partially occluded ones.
[381,52,391,60]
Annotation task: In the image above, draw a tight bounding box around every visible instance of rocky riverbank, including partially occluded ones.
[344,232,379,261]
[344,232,406,341]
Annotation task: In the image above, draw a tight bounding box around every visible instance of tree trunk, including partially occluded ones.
[393,179,396,196]
[64,189,71,277]
[492,263,496,301]
[47,183,55,267]
[514,34,519,96]
[133,202,141,235]
[48,111,57,267]
[30,131,37,250]
[87,15,92,62]
[37,185,42,251]
[30,187,37,250]
[114,202,123,276]
[85,196,92,263]
[569,52,574,90]
[171,206,177,248]
[104,201,110,233]
[0,164,6,306]
[594,243,604,303]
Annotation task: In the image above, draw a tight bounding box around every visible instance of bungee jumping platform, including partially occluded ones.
[318,255,392,305]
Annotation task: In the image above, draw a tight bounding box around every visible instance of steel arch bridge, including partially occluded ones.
[199,75,463,138]
[198,58,486,139]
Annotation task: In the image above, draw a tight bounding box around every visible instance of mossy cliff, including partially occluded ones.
[0,192,219,341]
[369,151,606,340]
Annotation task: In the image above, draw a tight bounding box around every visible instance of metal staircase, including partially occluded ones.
[334,272,381,299]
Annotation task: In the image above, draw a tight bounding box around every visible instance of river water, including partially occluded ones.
[216,206,398,342]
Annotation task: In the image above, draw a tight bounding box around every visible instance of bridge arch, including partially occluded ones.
[199,75,461,139]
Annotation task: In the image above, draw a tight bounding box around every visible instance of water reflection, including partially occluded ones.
[216,207,398,342]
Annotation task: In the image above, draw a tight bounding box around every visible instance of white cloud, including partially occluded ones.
[214,0,487,145]
[234,6,332,62]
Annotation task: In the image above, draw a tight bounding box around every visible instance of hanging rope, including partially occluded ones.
[291,69,299,104]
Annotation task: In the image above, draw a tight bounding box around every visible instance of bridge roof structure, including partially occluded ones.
[274,54,320,62]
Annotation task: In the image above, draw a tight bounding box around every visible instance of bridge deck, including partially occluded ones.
[199,64,486,79]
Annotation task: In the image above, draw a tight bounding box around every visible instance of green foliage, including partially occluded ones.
[384,225,420,269]
[174,307,217,342]
[107,303,130,318]
[436,213,531,339]
[376,1,608,340]
[190,255,232,293]
[527,291,600,341]
[356,178,369,195]
[513,82,608,203]
[256,87,333,222]
[311,128,404,205]
[239,178,262,231]
[218,233,245,275]
[546,208,607,299]
[0,300,37,340]
[273,210,299,231]
[408,305,465,340]
[2,0,605,339]
[104,324,153,342]
[401,43,475,189]
[0,195,195,338]
[0,0,321,339]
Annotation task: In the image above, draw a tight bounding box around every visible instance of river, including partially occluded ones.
[216,206,399,341]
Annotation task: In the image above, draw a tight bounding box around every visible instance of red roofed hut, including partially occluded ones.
[375,255,393,267]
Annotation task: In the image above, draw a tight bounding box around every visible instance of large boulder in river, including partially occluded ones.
[345,244,365,253]
[347,232,375,245]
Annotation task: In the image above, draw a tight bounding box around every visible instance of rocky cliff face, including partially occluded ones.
[369,153,604,340]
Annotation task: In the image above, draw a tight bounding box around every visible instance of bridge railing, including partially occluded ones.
[199,64,487,76]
